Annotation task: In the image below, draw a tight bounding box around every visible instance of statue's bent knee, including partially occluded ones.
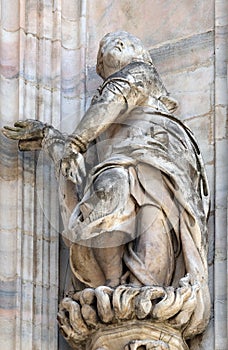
[67,166,136,243]
[93,167,129,205]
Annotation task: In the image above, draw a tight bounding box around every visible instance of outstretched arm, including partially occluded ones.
[2,119,86,184]
[2,119,65,173]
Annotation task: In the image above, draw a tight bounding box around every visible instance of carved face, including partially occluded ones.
[101,36,137,77]
[96,31,152,79]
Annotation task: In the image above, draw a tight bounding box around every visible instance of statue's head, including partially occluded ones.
[96,31,153,79]
[96,31,178,113]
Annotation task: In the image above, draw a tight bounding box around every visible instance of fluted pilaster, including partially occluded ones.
[1,1,61,349]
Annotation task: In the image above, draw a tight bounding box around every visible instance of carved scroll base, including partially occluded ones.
[58,277,198,350]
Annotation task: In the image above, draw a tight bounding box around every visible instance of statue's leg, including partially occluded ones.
[93,244,125,287]
[128,205,175,286]
[87,166,136,287]
[68,166,136,287]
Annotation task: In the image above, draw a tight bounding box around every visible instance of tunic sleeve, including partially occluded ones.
[68,63,152,152]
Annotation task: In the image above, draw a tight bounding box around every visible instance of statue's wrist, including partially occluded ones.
[66,134,87,153]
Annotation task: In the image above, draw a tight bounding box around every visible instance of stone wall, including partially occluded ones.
[0,1,227,349]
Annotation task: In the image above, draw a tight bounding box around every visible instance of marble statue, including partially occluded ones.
[2,31,211,350]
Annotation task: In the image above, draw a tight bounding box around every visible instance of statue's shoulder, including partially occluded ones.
[96,62,153,97]
[92,63,148,102]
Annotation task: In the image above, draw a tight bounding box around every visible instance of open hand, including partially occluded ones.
[2,119,45,141]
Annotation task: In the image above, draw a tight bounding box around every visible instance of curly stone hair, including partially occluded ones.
[96,31,153,79]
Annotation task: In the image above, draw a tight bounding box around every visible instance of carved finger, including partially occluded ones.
[14,119,45,130]
[2,128,13,138]
[70,159,81,184]
[14,120,32,127]
[71,157,86,185]
[3,126,23,132]
[61,159,70,177]
[61,158,77,183]
[2,128,25,140]
[3,124,43,140]
[68,169,78,184]
[70,160,84,185]
[77,153,86,177]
